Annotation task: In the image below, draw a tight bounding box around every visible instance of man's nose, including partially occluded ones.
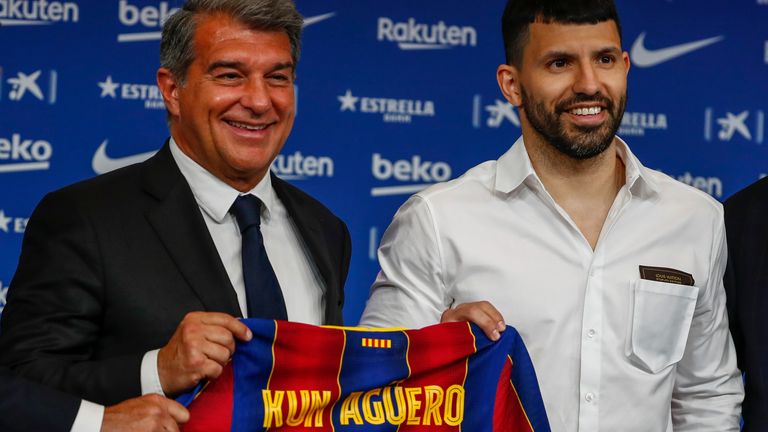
[241,78,272,113]
[572,63,600,96]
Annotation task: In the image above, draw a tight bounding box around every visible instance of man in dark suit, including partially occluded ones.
[0,367,189,432]
[724,176,768,431]
[0,0,350,424]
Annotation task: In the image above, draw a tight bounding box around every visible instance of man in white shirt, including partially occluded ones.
[359,0,743,430]
[0,0,350,430]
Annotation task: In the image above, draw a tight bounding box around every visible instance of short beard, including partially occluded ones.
[521,86,626,160]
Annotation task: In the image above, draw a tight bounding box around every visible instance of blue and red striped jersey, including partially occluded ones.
[179,320,550,431]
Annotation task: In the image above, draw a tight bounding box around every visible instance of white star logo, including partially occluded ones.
[98,76,120,98]
[0,210,12,233]
[338,89,359,112]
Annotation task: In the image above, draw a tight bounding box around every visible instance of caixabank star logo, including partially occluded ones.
[471,95,520,129]
[1,67,58,105]
[704,108,765,145]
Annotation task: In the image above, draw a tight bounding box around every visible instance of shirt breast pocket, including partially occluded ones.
[625,279,699,374]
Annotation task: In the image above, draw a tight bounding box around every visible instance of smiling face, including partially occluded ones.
[498,20,629,160]
[157,13,295,191]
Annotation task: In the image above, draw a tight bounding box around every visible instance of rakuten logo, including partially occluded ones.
[117,0,179,42]
[371,153,451,196]
[0,0,79,26]
[377,17,477,50]
[271,151,334,180]
[674,172,723,198]
[658,169,724,199]
[0,133,52,173]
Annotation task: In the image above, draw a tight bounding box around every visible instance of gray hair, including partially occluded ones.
[160,0,303,84]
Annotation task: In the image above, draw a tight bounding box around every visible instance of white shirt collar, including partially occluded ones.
[495,135,660,198]
[168,137,276,223]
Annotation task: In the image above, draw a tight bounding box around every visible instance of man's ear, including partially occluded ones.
[496,64,522,107]
[622,50,631,76]
[157,68,181,117]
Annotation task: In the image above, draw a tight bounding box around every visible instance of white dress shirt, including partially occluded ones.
[360,137,743,431]
[139,139,325,394]
[71,139,327,431]
[71,139,326,431]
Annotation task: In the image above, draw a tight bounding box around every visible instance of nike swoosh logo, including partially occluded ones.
[303,12,335,27]
[631,32,723,67]
[92,140,156,174]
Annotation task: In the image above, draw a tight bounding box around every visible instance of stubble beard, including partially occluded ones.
[520,86,626,160]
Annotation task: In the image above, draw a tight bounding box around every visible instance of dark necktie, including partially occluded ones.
[229,195,288,320]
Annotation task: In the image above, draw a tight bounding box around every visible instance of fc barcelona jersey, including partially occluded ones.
[179,320,550,431]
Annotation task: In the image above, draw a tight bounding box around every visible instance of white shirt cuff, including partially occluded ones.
[140,349,166,395]
[69,399,103,432]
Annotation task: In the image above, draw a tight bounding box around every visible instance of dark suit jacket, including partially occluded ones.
[0,366,80,432]
[724,177,768,431]
[0,143,351,405]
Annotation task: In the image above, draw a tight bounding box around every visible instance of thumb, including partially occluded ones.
[163,398,190,424]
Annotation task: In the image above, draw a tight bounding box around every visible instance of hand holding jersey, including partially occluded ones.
[158,312,253,396]
[102,394,190,432]
[441,300,506,341]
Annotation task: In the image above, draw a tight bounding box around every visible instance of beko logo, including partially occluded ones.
[0,133,52,173]
[117,3,336,42]
[371,153,451,197]
[0,0,79,25]
[117,0,179,42]
[377,17,477,50]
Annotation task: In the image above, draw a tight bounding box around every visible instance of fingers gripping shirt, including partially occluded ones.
[178,319,551,431]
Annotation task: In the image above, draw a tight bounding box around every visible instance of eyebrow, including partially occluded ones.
[595,46,622,56]
[541,46,622,61]
[207,60,295,74]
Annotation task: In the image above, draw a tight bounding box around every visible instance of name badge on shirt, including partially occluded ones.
[639,265,695,286]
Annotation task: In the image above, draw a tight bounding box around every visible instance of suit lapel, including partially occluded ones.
[271,174,340,321]
[141,144,242,317]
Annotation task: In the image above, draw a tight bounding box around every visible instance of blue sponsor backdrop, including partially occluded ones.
[1,0,766,323]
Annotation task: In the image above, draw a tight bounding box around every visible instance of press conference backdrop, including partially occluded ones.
[0,0,766,323]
